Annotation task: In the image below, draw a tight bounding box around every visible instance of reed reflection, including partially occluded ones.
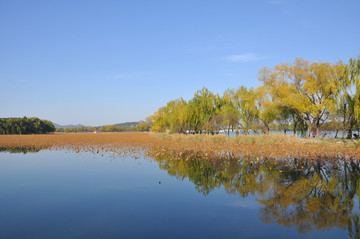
[0,146,40,154]
[151,152,360,236]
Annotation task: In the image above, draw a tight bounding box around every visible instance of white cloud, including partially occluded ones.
[222,53,268,63]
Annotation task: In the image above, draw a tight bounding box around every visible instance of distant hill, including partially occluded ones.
[114,122,139,128]
[53,122,139,128]
[53,123,87,128]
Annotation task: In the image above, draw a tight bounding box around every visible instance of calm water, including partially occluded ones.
[0,150,356,238]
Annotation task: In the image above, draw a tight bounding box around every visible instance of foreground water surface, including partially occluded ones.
[0,150,358,238]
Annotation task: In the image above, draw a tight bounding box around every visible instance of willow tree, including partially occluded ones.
[349,57,360,120]
[166,98,189,133]
[220,89,239,135]
[255,85,279,134]
[203,93,225,133]
[340,57,360,138]
[259,58,345,138]
[150,106,169,132]
[150,98,189,133]
[233,86,258,135]
[188,87,216,133]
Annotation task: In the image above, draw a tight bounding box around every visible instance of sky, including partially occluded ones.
[1,0,359,126]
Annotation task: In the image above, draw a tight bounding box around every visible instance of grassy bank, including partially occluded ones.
[151,133,360,148]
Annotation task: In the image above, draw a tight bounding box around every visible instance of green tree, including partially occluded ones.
[136,121,149,132]
[255,86,278,134]
[234,86,258,135]
[188,87,216,133]
[337,56,360,138]
[0,117,55,135]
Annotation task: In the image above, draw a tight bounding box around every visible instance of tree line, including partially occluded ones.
[55,121,150,133]
[0,117,55,135]
[149,57,360,138]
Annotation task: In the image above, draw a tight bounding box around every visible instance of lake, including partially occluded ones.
[0,149,356,238]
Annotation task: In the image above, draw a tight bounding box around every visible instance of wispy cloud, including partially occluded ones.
[222,53,268,63]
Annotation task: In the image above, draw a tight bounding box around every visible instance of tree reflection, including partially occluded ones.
[151,153,360,237]
[0,146,40,154]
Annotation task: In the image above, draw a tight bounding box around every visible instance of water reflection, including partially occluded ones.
[1,146,358,237]
[152,153,360,236]
[0,146,40,154]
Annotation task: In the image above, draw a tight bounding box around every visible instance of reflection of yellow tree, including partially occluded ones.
[155,154,271,197]
[258,174,350,233]
[152,153,360,236]
[256,159,360,236]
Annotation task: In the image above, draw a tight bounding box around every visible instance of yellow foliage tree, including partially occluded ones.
[259,58,345,138]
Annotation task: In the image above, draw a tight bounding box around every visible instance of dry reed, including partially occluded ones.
[0,132,359,162]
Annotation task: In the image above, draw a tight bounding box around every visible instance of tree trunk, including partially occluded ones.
[342,109,347,139]
[316,127,319,138]
[263,121,270,135]
[347,119,356,139]
[342,128,346,139]
[305,122,312,138]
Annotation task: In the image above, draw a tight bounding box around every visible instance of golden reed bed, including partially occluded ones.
[0,132,359,161]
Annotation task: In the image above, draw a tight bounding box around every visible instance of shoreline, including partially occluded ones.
[0,132,359,161]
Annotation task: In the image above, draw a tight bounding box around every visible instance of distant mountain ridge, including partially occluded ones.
[53,122,139,128]
[53,123,87,128]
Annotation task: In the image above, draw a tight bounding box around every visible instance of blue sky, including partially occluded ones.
[1,0,359,126]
